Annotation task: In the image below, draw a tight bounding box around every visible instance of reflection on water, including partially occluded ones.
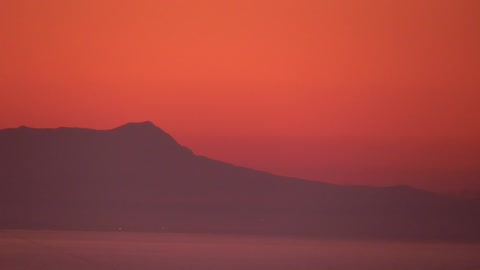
[1,230,479,270]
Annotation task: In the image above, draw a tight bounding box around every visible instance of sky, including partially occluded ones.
[1,0,479,192]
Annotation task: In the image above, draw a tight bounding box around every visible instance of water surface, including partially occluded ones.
[1,230,479,270]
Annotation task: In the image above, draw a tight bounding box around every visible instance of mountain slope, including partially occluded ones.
[0,122,479,240]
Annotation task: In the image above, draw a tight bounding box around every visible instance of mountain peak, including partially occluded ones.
[113,121,169,134]
[116,121,157,129]
[111,121,192,154]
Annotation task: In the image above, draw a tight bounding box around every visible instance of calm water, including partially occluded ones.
[1,230,479,270]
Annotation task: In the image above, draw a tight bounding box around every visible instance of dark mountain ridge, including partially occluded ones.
[1,122,479,241]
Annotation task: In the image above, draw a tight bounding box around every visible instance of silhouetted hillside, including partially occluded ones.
[0,122,479,241]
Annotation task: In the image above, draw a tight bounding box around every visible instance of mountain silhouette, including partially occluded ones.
[1,122,479,240]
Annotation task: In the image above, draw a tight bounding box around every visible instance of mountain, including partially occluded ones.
[0,122,479,241]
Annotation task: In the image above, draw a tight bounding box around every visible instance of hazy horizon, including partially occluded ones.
[1,1,479,269]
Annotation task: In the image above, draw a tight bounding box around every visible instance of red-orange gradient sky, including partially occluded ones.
[1,0,479,192]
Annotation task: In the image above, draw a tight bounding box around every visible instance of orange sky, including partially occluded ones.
[1,0,479,192]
